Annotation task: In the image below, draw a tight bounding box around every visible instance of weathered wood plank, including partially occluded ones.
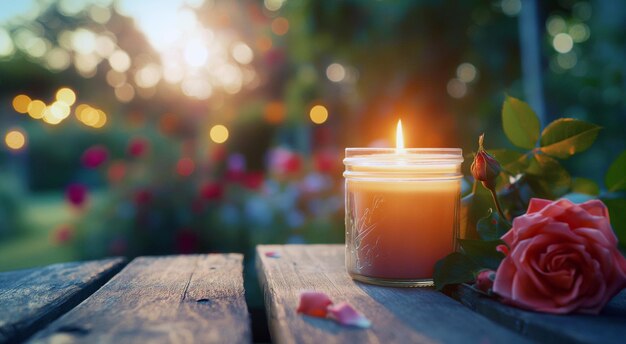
[0,258,126,343]
[28,254,251,344]
[256,244,530,344]
[446,284,626,344]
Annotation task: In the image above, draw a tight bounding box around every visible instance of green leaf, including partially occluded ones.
[458,239,505,270]
[476,208,511,241]
[502,96,540,149]
[489,149,529,175]
[602,198,626,248]
[571,177,600,196]
[606,151,626,192]
[433,252,481,290]
[525,153,571,198]
[539,119,601,159]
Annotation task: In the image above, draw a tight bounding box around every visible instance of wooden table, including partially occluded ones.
[256,245,626,344]
[0,255,250,343]
[1,246,625,343]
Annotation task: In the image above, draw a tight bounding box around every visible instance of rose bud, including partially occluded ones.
[471,134,501,190]
[474,269,496,293]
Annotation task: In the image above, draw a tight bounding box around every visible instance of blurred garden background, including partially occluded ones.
[1,0,625,288]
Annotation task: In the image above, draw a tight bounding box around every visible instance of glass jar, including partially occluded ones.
[343,148,463,287]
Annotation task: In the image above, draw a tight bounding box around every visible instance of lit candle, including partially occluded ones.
[343,120,463,287]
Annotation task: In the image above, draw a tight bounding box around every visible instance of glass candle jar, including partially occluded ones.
[344,148,463,287]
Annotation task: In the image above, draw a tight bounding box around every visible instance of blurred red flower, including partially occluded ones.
[200,182,224,200]
[128,137,149,157]
[107,161,126,183]
[210,145,227,163]
[243,172,264,190]
[66,183,88,207]
[176,229,198,254]
[81,145,109,169]
[176,158,195,177]
[134,189,153,205]
[52,224,74,244]
[314,150,337,173]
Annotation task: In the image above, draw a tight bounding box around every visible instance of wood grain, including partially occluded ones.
[28,254,251,344]
[256,244,529,344]
[446,284,626,344]
[0,258,125,343]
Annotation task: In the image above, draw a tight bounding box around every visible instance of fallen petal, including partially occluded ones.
[327,301,371,328]
[265,251,282,258]
[297,291,333,317]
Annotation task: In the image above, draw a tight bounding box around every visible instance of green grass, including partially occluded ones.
[0,193,78,272]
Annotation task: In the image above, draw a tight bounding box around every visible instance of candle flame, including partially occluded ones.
[396,119,405,154]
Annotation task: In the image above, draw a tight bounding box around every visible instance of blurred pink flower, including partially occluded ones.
[52,225,74,244]
[127,137,149,157]
[81,145,109,169]
[66,183,88,207]
[269,147,302,176]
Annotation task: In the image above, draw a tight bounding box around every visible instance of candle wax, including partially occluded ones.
[346,163,460,280]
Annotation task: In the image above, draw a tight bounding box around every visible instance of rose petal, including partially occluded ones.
[327,302,371,328]
[579,199,609,218]
[526,198,553,214]
[265,251,282,258]
[297,291,333,318]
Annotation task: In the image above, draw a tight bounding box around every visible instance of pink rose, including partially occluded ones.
[494,198,626,314]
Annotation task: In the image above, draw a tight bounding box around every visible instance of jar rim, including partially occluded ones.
[344,148,463,165]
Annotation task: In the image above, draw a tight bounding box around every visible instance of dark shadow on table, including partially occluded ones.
[355,281,528,344]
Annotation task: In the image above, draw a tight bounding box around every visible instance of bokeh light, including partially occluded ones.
[0,28,15,58]
[501,0,521,17]
[109,50,131,72]
[75,104,107,128]
[456,63,478,83]
[326,63,346,83]
[27,100,46,119]
[447,79,467,98]
[114,83,135,102]
[309,105,329,124]
[210,124,229,143]
[553,33,574,54]
[55,87,76,105]
[5,130,26,150]
[271,17,289,36]
[264,0,286,11]
[232,42,253,64]
[12,94,31,113]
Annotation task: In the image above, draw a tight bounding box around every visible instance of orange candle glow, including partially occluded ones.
[343,120,463,287]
